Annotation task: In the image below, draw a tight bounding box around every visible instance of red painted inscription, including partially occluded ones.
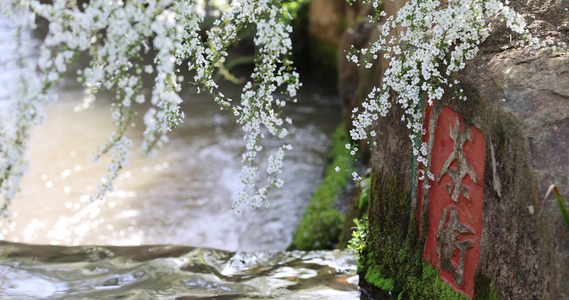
[424,106,486,298]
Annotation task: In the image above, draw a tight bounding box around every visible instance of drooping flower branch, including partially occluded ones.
[0,3,46,217]
[0,0,299,215]
[345,0,567,186]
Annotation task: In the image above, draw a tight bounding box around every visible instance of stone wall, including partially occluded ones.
[336,0,569,298]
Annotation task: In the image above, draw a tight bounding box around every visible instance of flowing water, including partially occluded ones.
[0,242,359,299]
[0,16,360,299]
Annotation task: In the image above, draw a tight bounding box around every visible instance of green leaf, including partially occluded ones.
[553,186,569,232]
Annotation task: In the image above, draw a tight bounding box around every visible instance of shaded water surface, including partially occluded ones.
[0,18,341,252]
[0,82,340,251]
[0,241,359,299]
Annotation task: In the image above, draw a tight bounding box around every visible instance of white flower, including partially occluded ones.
[0,0,302,214]
[346,0,564,191]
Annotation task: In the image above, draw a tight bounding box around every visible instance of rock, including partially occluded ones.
[336,0,569,298]
[457,45,569,300]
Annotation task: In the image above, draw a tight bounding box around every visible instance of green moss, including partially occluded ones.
[473,275,501,300]
[289,123,354,250]
[358,169,498,299]
[311,42,339,71]
[366,264,395,292]
[359,230,471,299]
[409,263,471,300]
[489,290,500,300]
[358,177,370,210]
[338,184,366,249]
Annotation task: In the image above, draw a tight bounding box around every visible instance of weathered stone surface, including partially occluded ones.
[486,49,569,198]
[457,46,569,300]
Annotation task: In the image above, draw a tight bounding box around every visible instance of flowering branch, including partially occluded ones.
[346,0,567,187]
[0,0,300,215]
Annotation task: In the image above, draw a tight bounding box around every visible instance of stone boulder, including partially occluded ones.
[337,0,569,298]
[454,45,569,300]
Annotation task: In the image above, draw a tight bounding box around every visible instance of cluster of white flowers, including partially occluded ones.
[0,0,300,215]
[223,1,300,213]
[346,0,567,186]
[0,2,44,217]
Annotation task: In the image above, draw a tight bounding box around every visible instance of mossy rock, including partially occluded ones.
[289,123,355,250]
[358,169,499,299]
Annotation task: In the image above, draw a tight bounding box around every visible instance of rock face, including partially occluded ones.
[457,46,569,300]
[307,0,360,68]
[336,0,569,298]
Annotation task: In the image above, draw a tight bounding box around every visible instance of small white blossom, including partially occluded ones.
[347,0,565,191]
[0,0,300,214]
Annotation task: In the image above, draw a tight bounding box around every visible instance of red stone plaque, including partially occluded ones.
[423,106,486,298]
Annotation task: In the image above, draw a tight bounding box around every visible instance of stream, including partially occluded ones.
[0,242,359,299]
[0,16,360,299]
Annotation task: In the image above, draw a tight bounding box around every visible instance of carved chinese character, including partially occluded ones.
[437,118,478,202]
[436,206,475,286]
[423,107,486,298]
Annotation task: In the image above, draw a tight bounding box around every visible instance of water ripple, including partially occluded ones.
[0,241,359,299]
